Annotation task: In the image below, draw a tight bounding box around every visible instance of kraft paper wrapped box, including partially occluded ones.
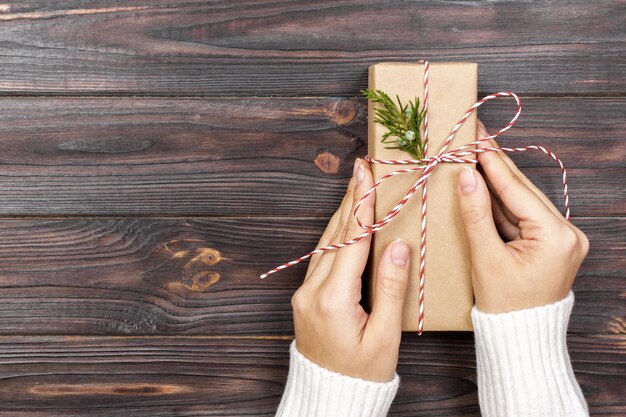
[366,62,477,331]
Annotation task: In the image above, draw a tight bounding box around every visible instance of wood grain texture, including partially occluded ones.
[0,1,623,414]
[0,1,623,96]
[0,97,622,216]
[0,335,622,416]
[0,217,621,336]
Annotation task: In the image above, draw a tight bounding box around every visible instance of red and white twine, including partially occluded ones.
[260,60,571,335]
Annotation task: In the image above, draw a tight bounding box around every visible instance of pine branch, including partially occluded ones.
[361,89,426,160]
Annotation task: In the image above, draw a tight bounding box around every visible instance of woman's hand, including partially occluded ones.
[291,157,411,382]
[457,120,589,313]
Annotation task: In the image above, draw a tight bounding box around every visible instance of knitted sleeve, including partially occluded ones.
[276,292,589,417]
[471,291,589,417]
[275,341,399,417]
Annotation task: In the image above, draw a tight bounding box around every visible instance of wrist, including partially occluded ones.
[474,287,573,314]
[276,340,399,417]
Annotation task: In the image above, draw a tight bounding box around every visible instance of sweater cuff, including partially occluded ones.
[471,291,588,417]
[276,340,399,417]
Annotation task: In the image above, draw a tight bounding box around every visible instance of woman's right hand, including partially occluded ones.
[456,120,589,313]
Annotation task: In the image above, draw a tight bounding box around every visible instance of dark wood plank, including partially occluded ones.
[0,217,621,335]
[0,97,622,216]
[0,1,623,96]
[0,335,622,416]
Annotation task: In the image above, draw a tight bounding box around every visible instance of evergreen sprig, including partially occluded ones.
[361,89,427,160]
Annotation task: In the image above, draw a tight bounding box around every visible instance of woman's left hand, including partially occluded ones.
[290,157,412,382]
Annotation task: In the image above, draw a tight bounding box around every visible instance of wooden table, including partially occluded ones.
[0,1,623,416]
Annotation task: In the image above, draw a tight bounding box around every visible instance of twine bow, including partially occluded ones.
[260,60,570,335]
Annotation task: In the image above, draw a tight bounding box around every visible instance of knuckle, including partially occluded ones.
[379,274,408,301]
[578,231,590,256]
[335,218,345,237]
[345,218,357,234]
[315,287,341,316]
[291,289,308,314]
[572,226,590,256]
[316,298,336,316]
[502,171,525,194]
[560,226,580,251]
[461,204,487,227]
[290,292,300,310]
[343,216,362,239]
[550,224,586,259]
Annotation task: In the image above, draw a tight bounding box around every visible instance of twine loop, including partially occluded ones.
[260,60,570,335]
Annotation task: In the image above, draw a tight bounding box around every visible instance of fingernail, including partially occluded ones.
[390,238,409,267]
[459,166,477,194]
[353,158,364,185]
[353,158,360,178]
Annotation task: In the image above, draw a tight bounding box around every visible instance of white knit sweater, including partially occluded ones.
[276,291,589,417]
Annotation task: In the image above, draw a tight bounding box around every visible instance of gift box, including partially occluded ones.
[365,62,477,331]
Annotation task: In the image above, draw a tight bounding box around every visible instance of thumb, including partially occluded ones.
[457,166,506,264]
[367,238,411,337]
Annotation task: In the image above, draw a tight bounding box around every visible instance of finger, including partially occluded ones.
[366,238,411,338]
[457,167,507,264]
[305,183,352,281]
[480,165,520,227]
[326,157,375,292]
[475,136,555,223]
[489,191,520,241]
[304,204,341,282]
[306,161,359,283]
[476,120,565,220]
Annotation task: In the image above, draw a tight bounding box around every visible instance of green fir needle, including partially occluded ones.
[361,88,427,160]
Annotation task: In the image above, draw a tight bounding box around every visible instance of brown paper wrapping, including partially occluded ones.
[366,62,477,331]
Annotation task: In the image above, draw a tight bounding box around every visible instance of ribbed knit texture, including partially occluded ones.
[276,293,589,417]
[275,341,399,417]
[471,291,589,417]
